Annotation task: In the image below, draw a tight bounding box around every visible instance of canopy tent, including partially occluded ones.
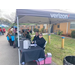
[13,26,17,28]
[0,25,2,27]
[15,9,75,24]
[0,24,9,27]
[15,9,75,65]
[0,25,4,27]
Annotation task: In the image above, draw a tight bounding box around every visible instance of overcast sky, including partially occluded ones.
[1,9,16,15]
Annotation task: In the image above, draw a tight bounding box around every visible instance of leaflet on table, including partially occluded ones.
[30,44,37,46]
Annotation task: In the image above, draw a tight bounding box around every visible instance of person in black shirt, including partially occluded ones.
[32,32,39,43]
[26,32,31,40]
[36,33,46,49]
[22,31,31,40]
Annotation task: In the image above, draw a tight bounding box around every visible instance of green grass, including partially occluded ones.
[31,34,75,65]
[43,34,75,65]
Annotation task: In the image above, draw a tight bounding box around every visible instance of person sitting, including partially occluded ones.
[36,33,46,49]
[32,32,39,43]
[22,31,31,40]
[30,30,32,34]
[26,32,31,40]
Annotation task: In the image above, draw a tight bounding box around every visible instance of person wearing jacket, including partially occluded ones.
[32,32,39,43]
[3,28,6,33]
[36,33,46,49]
[22,31,31,40]
[6,30,14,46]
[0,28,2,35]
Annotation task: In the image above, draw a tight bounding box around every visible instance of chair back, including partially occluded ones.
[44,41,47,51]
[44,41,47,48]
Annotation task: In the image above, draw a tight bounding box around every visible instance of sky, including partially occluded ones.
[0,9,16,22]
[1,9,16,15]
[1,9,75,15]
[0,9,75,22]
[62,9,75,13]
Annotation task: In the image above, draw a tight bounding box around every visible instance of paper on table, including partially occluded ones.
[31,44,37,46]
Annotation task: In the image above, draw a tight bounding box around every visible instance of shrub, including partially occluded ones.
[60,31,63,35]
[57,31,63,35]
[57,31,60,35]
[68,35,71,37]
[34,28,39,32]
[71,30,75,38]
[40,28,44,33]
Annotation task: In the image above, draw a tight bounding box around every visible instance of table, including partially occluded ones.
[20,46,45,64]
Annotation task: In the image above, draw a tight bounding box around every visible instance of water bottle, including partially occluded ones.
[34,40,36,47]
[22,62,25,65]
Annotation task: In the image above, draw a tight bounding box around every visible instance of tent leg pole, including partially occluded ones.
[49,24,51,44]
[48,24,50,44]
[17,17,20,65]
[66,22,68,36]
[48,23,52,44]
[32,26,33,33]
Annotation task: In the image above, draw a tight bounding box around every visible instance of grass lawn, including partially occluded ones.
[42,34,75,65]
[31,34,75,65]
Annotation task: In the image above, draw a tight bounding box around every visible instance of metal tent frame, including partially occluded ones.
[15,9,75,65]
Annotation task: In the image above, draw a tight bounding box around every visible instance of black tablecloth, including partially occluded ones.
[20,46,45,63]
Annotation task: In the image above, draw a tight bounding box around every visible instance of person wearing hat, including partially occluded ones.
[36,33,46,49]
[22,31,31,40]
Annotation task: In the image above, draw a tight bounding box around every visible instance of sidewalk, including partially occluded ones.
[0,34,19,65]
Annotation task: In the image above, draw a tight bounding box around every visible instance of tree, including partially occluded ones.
[0,18,12,25]
[4,12,16,23]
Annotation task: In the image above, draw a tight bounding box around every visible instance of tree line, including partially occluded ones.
[0,18,12,25]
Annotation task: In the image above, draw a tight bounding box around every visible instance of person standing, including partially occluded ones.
[0,28,2,35]
[2,29,4,35]
[3,28,6,33]
[8,28,11,32]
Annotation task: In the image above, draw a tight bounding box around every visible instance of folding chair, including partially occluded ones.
[44,41,47,52]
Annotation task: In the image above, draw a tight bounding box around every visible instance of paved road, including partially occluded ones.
[0,34,19,65]
[0,34,56,65]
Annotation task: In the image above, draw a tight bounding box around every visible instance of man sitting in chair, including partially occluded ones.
[36,33,46,49]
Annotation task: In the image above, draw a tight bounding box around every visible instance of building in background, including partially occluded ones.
[53,22,75,36]
[19,22,75,35]
[30,24,48,33]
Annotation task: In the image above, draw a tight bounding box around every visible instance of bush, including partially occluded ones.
[57,31,63,35]
[60,31,63,35]
[34,28,39,32]
[57,31,60,35]
[71,30,75,38]
[40,28,44,33]
[68,35,71,37]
